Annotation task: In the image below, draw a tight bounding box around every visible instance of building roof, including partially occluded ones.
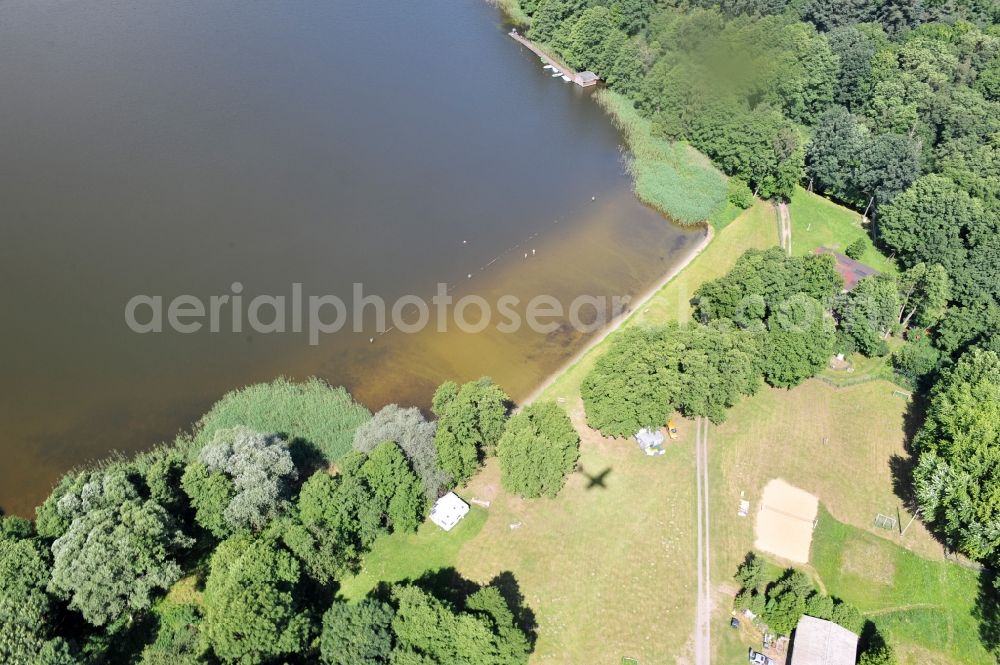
[430,491,469,531]
[790,616,859,665]
[814,247,878,290]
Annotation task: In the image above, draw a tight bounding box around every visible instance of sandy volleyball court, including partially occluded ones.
[755,479,819,563]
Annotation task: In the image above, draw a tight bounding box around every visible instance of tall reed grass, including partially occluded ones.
[597,91,729,227]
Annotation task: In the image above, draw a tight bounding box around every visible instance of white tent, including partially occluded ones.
[430,492,470,532]
[635,428,667,456]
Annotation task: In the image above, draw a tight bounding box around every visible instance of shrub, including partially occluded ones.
[831,600,864,634]
[734,552,765,591]
[893,335,940,384]
[728,177,754,209]
[845,237,867,260]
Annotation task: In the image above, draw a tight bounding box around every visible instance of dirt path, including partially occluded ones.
[777,202,792,255]
[694,416,712,665]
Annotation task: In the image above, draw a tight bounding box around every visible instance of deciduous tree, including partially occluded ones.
[432,378,509,485]
[497,402,580,498]
[913,349,1000,562]
[48,498,192,627]
[202,534,314,663]
[319,600,394,665]
[354,404,451,499]
[359,442,426,533]
[198,427,297,532]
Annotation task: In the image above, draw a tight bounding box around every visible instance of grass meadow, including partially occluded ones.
[338,507,489,601]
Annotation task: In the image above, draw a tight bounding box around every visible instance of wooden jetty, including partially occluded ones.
[508,30,600,88]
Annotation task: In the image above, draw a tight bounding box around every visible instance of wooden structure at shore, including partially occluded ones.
[508,30,600,87]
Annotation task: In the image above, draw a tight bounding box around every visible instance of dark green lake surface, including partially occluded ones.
[0,0,701,515]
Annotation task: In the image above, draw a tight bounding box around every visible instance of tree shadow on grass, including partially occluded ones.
[411,567,482,608]
[487,570,539,648]
[974,569,1000,659]
[889,392,929,515]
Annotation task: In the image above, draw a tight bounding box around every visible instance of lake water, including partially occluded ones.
[0,0,702,515]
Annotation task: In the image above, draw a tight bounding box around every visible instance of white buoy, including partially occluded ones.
[532,249,536,255]
[524,252,528,258]
[591,196,596,201]
[369,337,374,343]
[462,240,467,244]
[467,273,472,279]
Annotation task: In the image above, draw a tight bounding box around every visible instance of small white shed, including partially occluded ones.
[430,491,470,531]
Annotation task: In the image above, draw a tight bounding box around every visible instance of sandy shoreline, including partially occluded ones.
[518,223,715,408]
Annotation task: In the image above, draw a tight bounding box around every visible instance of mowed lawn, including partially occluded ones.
[787,187,896,274]
[457,402,698,663]
[338,506,489,601]
[812,508,992,665]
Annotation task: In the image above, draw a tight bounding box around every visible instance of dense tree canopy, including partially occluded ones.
[582,323,763,434]
[390,584,530,664]
[763,294,836,387]
[13,375,535,663]
[879,175,1000,306]
[913,349,1000,562]
[202,534,315,663]
[354,404,451,499]
[522,0,1000,218]
[198,427,297,532]
[0,535,75,664]
[358,442,426,533]
[48,495,192,627]
[497,402,580,498]
[319,599,395,665]
[835,275,900,357]
[693,248,842,324]
[432,378,509,485]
